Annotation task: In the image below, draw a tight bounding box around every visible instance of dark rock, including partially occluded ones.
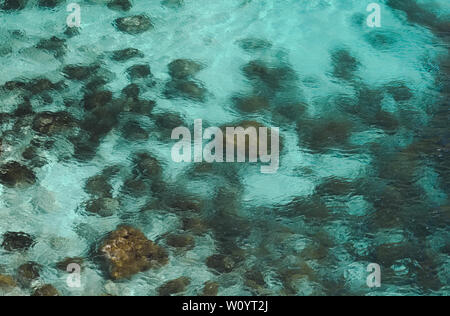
[122,121,149,141]
[161,0,183,9]
[122,177,149,197]
[17,262,41,287]
[386,81,413,101]
[107,0,132,11]
[242,60,296,90]
[85,77,108,92]
[2,80,27,91]
[122,84,140,99]
[237,38,272,51]
[14,98,33,117]
[36,36,66,57]
[98,226,169,280]
[315,177,354,196]
[63,64,97,81]
[2,232,35,251]
[168,195,203,212]
[83,90,113,110]
[164,80,207,102]
[330,49,360,81]
[29,78,57,94]
[168,59,204,79]
[56,257,84,271]
[111,48,144,62]
[206,254,235,273]
[32,284,59,296]
[154,112,184,130]
[130,99,155,115]
[86,198,119,217]
[364,30,398,50]
[64,26,80,37]
[201,281,219,296]
[114,15,153,34]
[233,95,269,112]
[158,277,190,296]
[133,152,162,179]
[298,117,353,150]
[166,234,195,249]
[244,269,266,289]
[182,217,208,235]
[0,274,16,289]
[84,174,112,198]
[1,0,27,11]
[37,0,63,8]
[127,64,151,80]
[32,111,75,135]
[0,162,36,188]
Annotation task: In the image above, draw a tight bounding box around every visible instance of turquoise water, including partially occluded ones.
[0,0,449,296]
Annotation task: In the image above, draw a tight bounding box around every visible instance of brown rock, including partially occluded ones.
[157,277,190,296]
[166,234,195,249]
[206,254,235,273]
[32,284,59,296]
[99,226,169,280]
[0,274,16,289]
[201,281,219,296]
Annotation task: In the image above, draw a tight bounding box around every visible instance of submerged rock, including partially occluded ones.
[32,284,59,296]
[330,49,360,81]
[37,0,64,8]
[63,64,98,81]
[122,121,149,141]
[0,162,36,188]
[1,0,27,11]
[111,48,144,62]
[86,197,119,217]
[56,257,84,271]
[32,111,76,135]
[237,38,272,52]
[166,234,195,249]
[386,81,413,101]
[168,59,204,79]
[298,117,353,150]
[1,232,35,251]
[233,95,270,112]
[206,254,235,273]
[127,64,152,80]
[182,217,209,235]
[162,0,183,9]
[98,226,169,280]
[157,277,190,296]
[153,112,185,134]
[133,152,162,179]
[201,281,219,296]
[29,78,61,94]
[64,26,80,38]
[107,0,132,11]
[164,80,207,102]
[84,174,113,198]
[36,36,66,57]
[17,262,41,287]
[115,15,153,34]
[83,90,113,110]
[0,274,16,289]
[242,60,296,90]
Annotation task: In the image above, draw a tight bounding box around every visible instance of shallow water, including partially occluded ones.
[0,0,449,296]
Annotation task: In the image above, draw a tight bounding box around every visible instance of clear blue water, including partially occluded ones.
[0,0,449,296]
